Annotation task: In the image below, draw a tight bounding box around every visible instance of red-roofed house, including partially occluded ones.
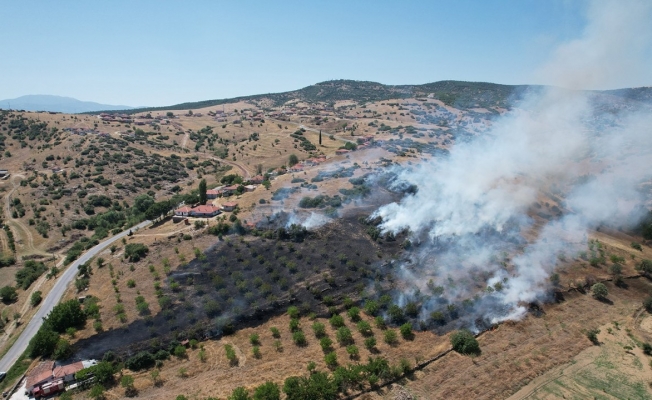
[190,204,221,217]
[336,149,351,155]
[26,361,55,395]
[206,189,220,199]
[249,175,264,184]
[53,361,85,383]
[221,202,238,212]
[174,206,192,217]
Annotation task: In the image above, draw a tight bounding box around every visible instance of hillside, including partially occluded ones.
[0,80,651,400]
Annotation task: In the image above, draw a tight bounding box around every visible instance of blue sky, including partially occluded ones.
[1,0,644,107]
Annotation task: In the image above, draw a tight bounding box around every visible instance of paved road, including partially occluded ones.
[0,220,151,373]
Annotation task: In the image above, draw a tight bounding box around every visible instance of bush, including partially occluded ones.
[329,314,345,328]
[0,286,17,303]
[270,327,280,338]
[124,243,149,262]
[644,296,652,313]
[287,306,300,319]
[336,327,353,345]
[591,283,608,300]
[320,337,333,351]
[399,323,413,339]
[450,329,480,355]
[125,351,156,371]
[30,290,42,307]
[229,386,251,400]
[364,336,377,350]
[364,300,379,316]
[253,381,280,400]
[293,330,307,346]
[347,306,361,321]
[312,322,326,338]
[324,351,338,368]
[250,333,260,345]
[225,344,237,364]
[346,345,359,359]
[173,345,187,358]
[383,329,398,345]
[356,320,373,336]
[586,328,600,345]
[289,318,301,332]
[643,343,652,356]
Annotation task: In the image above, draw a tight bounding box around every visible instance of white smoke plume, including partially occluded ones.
[372,0,652,326]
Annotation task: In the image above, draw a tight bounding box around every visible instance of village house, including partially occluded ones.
[219,184,239,196]
[244,185,256,192]
[249,175,264,184]
[26,360,97,396]
[336,149,351,155]
[206,189,220,199]
[190,204,221,217]
[174,206,192,217]
[221,202,238,212]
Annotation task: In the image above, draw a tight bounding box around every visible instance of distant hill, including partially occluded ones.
[87,80,652,115]
[0,95,135,113]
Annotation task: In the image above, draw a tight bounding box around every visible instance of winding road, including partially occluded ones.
[0,220,151,374]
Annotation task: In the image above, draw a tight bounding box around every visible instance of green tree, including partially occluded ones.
[47,299,86,333]
[199,179,207,204]
[450,329,480,355]
[0,286,17,303]
[288,154,299,167]
[229,386,251,400]
[29,326,60,357]
[253,381,281,400]
[133,194,155,214]
[591,283,608,300]
[121,374,137,397]
[31,290,43,307]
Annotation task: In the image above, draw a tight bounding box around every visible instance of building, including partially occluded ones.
[221,202,238,212]
[190,204,221,217]
[249,175,264,184]
[26,359,97,396]
[174,206,192,217]
[244,185,256,192]
[206,189,220,199]
[336,149,351,155]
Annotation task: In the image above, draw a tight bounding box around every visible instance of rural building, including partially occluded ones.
[53,361,85,383]
[221,202,238,212]
[336,149,351,155]
[190,204,221,217]
[174,206,192,217]
[0,169,9,177]
[26,359,97,396]
[219,185,239,196]
[206,189,220,199]
[244,185,256,192]
[249,175,264,184]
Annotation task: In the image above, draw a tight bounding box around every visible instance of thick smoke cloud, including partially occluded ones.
[372,0,652,326]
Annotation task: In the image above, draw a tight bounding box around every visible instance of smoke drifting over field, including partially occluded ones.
[373,0,652,325]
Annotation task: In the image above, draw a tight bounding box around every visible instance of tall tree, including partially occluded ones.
[319,130,322,145]
[199,179,207,204]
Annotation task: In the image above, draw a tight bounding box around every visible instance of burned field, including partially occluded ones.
[74,215,408,359]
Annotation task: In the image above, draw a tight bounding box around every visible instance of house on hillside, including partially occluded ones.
[26,359,97,396]
[174,206,192,217]
[244,185,256,192]
[190,204,221,217]
[53,361,86,383]
[206,189,220,199]
[249,175,264,184]
[336,149,351,155]
[221,202,238,212]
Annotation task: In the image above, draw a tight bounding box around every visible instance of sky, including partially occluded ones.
[1,0,650,107]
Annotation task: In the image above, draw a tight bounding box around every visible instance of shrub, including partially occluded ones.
[173,345,187,358]
[270,327,280,338]
[312,322,326,338]
[250,333,260,345]
[450,329,480,355]
[287,306,300,319]
[347,306,361,321]
[320,337,333,351]
[364,336,377,350]
[31,290,43,307]
[292,330,307,346]
[591,283,608,300]
[383,329,398,345]
[124,243,149,262]
[329,314,345,328]
[324,351,338,368]
[336,327,353,345]
[0,286,17,303]
[356,320,373,336]
[644,296,652,313]
[399,323,413,339]
[229,386,251,400]
[289,318,301,332]
[643,343,652,356]
[127,279,136,288]
[125,351,155,371]
[346,345,359,359]
[586,328,600,344]
[364,300,380,316]
[253,381,280,400]
[252,345,261,359]
[374,316,386,330]
[225,344,238,364]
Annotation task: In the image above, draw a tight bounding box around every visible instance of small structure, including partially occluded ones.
[53,361,85,383]
[244,185,256,192]
[190,204,221,217]
[249,175,264,184]
[221,202,238,212]
[174,206,192,217]
[206,189,220,199]
[336,149,351,155]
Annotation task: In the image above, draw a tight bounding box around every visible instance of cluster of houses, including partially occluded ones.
[25,359,97,398]
[62,127,104,136]
[335,135,374,155]
[98,113,133,123]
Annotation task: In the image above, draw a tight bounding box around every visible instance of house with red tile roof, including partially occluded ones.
[221,202,238,212]
[190,204,221,217]
[206,189,220,199]
[174,206,192,217]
